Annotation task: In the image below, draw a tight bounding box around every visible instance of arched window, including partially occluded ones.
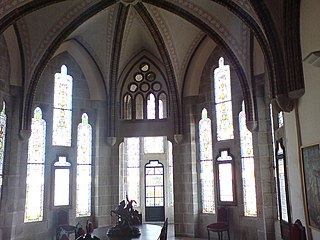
[135,94,144,120]
[0,101,7,201]
[239,101,257,217]
[121,62,169,120]
[199,108,215,213]
[123,94,132,120]
[24,107,46,222]
[159,93,167,119]
[76,113,92,217]
[52,65,73,146]
[214,57,234,141]
[147,93,156,119]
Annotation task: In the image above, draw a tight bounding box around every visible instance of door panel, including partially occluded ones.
[145,160,164,222]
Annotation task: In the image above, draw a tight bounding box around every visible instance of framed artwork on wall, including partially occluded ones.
[301,143,320,231]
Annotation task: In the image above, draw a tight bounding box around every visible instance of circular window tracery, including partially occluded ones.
[129,83,138,92]
[140,63,149,72]
[134,73,143,82]
[140,83,150,92]
[146,72,156,81]
[152,82,161,91]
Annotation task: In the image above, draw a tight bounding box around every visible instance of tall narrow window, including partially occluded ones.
[0,101,7,201]
[239,101,257,217]
[168,141,174,206]
[278,112,284,128]
[159,93,167,119]
[24,107,46,222]
[52,65,73,146]
[214,57,234,141]
[217,150,235,204]
[126,138,140,204]
[123,94,132,120]
[276,140,290,223]
[270,104,280,219]
[76,113,92,217]
[53,156,71,207]
[199,109,215,213]
[147,93,156,119]
[135,94,144,120]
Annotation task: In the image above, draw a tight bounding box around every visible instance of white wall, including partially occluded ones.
[283,1,320,239]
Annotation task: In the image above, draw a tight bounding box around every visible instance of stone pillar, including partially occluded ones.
[255,83,276,240]
[92,101,114,227]
[173,96,199,237]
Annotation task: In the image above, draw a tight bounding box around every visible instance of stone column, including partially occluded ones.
[173,96,199,237]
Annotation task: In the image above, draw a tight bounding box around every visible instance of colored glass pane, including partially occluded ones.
[200,160,215,213]
[199,109,213,160]
[199,108,215,213]
[0,101,6,201]
[24,107,46,222]
[52,65,73,146]
[144,137,164,153]
[240,102,257,216]
[76,113,92,217]
[214,57,234,141]
[147,94,155,119]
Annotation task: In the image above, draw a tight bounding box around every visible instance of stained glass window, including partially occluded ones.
[126,137,140,205]
[0,101,7,202]
[24,107,46,222]
[278,111,284,128]
[199,108,215,213]
[53,156,71,206]
[168,141,174,206]
[217,150,234,203]
[147,94,156,119]
[214,57,234,141]
[276,141,290,222]
[52,65,73,146]
[76,113,92,217]
[144,137,164,153]
[239,102,257,217]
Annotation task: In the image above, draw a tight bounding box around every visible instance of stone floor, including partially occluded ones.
[167,224,206,240]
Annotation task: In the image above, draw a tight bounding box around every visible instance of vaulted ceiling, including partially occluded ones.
[0,0,303,132]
